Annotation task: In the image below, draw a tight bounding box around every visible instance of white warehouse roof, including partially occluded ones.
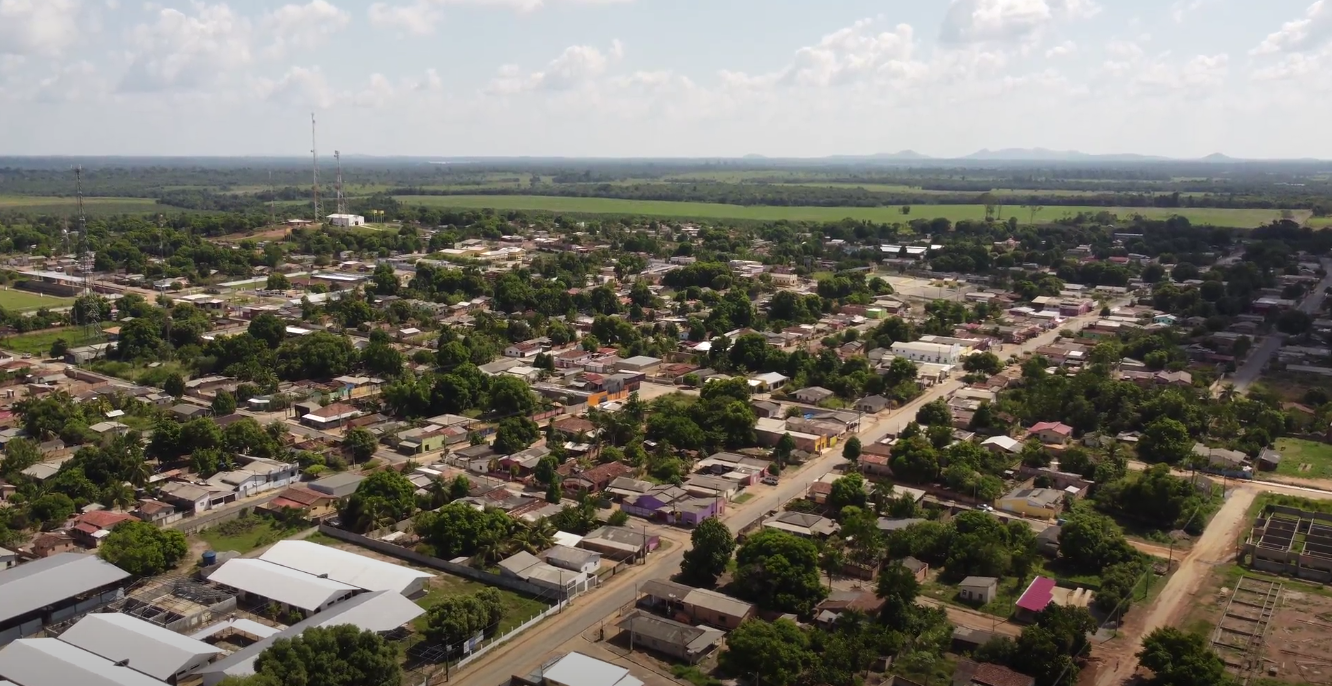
[0,639,165,686]
[0,554,130,625]
[258,540,433,596]
[207,559,358,612]
[58,613,222,682]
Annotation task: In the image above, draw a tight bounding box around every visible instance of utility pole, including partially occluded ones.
[310,113,322,222]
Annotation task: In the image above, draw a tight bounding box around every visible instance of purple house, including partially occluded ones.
[621,485,689,521]
[677,497,724,526]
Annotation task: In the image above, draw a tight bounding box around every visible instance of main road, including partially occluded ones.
[1230,257,1332,393]
[458,309,1112,686]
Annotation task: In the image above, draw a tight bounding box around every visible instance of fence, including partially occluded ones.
[316,524,577,601]
[406,603,564,685]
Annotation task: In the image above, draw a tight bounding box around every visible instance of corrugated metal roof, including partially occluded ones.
[207,559,358,612]
[0,554,129,624]
[0,639,164,686]
[258,541,433,596]
[58,613,221,682]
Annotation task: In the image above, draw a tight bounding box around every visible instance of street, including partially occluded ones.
[1230,257,1332,392]
[456,309,1111,686]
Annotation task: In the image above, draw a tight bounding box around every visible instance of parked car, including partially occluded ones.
[762,476,779,486]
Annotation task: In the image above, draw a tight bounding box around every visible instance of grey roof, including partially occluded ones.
[959,576,998,590]
[206,558,358,612]
[498,551,543,576]
[0,638,165,686]
[540,652,643,686]
[0,554,130,624]
[682,587,754,619]
[639,578,693,601]
[308,472,366,496]
[197,591,423,684]
[544,545,600,569]
[616,611,723,654]
[620,355,661,366]
[57,613,221,682]
[876,517,925,532]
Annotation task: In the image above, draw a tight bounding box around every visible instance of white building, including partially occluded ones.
[58,613,222,683]
[206,559,359,613]
[326,213,365,227]
[257,541,433,597]
[890,341,964,365]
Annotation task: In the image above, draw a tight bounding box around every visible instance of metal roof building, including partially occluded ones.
[257,540,433,597]
[538,652,644,686]
[198,590,423,686]
[206,559,358,613]
[0,554,130,640]
[58,613,222,683]
[0,638,164,686]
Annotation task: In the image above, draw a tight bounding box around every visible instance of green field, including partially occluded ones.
[1274,437,1332,479]
[394,194,1297,228]
[0,325,101,356]
[196,515,307,554]
[412,574,550,635]
[0,195,172,215]
[0,289,75,311]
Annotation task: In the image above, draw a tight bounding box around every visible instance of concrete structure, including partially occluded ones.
[542,546,601,575]
[1027,422,1073,445]
[497,552,590,597]
[891,341,964,365]
[1243,505,1332,582]
[958,576,998,605]
[793,386,835,404]
[616,611,723,663]
[637,580,755,630]
[257,540,433,597]
[522,652,643,686]
[997,487,1064,519]
[326,214,365,227]
[307,472,366,498]
[0,554,130,646]
[762,511,838,538]
[205,559,359,614]
[57,613,221,683]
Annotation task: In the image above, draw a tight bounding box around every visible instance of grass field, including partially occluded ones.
[195,516,306,554]
[0,195,172,215]
[395,194,1297,228]
[1273,437,1332,479]
[412,574,551,635]
[0,326,101,356]
[0,289,75,311]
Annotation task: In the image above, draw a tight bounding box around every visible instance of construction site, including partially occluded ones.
[1243,505,1332,583]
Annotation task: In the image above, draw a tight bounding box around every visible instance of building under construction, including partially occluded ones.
[1242,504,1332,582]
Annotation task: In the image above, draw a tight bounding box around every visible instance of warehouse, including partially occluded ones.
[0,554,130,646]
[0,638,164,686]
[198,591,423,686]
[57,613,221,684]
[205,559,359,613]
[257,541,433,597]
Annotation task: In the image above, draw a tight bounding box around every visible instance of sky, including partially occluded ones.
[1,0,1331,159]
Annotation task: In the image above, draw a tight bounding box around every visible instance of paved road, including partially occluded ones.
[1231,257,1332,393]
[458,311,1111,686]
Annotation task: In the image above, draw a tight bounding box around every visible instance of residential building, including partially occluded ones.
[1014,577,1057,622]
[997,487,1064,519]
[299,402,361,429]
[497,551,590,597]
[855,395,891,414]
[518,652,643,686]
[1027,421,1074,445]
[953,659,1035,686]
[814,590,886,626]
[958,576,998,604]
[615,611,723,664]
[543,546,601,575]
[1193,443,1249,471]
[579,526,660,560]
[308,472,366,499]
[69,511,136,548]
[981,435,1022,456]
[793,386,835,404]
[898,556,929,582]
[762,511,838,538]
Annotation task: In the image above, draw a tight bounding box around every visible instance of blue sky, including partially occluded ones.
[1,0,1329,158]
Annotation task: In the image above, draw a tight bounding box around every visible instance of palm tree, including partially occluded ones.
[102,483,136,511]
[128,458,153,488]
[1220,383,1237,402]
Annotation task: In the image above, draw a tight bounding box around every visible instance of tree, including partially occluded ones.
[533,454,559,485]
[1137,417,1192,464]
[117,317,165,360]
[841,436,861,463]
[1136,627,1230,686]
[163,372,186,398]
[1021,439,1051,468]
[415,503,516,559]
[1277,309,1313,336]
[29,493,75,527]
[421,588,504,652]
[545,477,563,504]
[48,338,69,359]
[211,390,237,416]
[248,313,286,349]
[488,376,537,416]
[915,399,952,426]
[0,437,42,479]
[827,473,868,513]
[773,432,796,466]
[251,625,401,686]
[680,517,736,586]
[98,520,188,576]
[493,417,540,455]
[875,560,922,630]
[344,427,379,463]
[733,529,827,614]
[1057,510,1137,571]
[338,470,417,533]
[721,619,813,686]
[265,272,292,291]
[963,351,1003,376]
[608,509,629,526]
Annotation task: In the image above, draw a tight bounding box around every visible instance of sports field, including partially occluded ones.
[394,194,1299,228]
[0,326,100,356]
[0,289,75,311]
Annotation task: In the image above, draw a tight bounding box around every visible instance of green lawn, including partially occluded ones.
[195,516,306,554]
[0,195,177,215]
[0,326,102,356]
[733,493,755,505]
[395,194,1297,228]
[1274,437,1332,479]
[412,574,551,635]
[922,577,1024,619]
[0,289,75,311]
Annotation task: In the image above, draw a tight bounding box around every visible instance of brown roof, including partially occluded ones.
[272,487,330,507]
[570,461,633,488]
[74,511,136,530]
[553,417,597,435]
[954,659,1035,686]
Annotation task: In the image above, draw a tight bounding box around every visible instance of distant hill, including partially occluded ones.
[825,150,932,161]
[961,148,1170,162]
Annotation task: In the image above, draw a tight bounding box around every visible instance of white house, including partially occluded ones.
[326,213,365,227]
[206,456,299,498]
[890,341,964,365]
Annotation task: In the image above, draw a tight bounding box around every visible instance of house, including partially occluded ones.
[160,481,235,515]
[1258,448,1282,471]
[620,484,690,521]
[308,472,366,499]
[616,356,662,373]
[0,547,15,570]
[855,395,891,414]
[897,556,929,582]
[504,341,544,358]
[265,486,336,517]
[300,402,361,429]
[750,371,789,392]
[615,611,723,664]
[958,576,999,605]
[981,435,1022,456]
[997,487,1064,519]
[891,341,964,365]
[206,456,299,498]
[497,551,590,597]
[637,579,756,630]
[682,474,739,500]
[543,546,601,575]
[1027,422,1073,445]
[1193,443,1249,471]
[793,386,835,404]
[762,511,838,538]
[69,511,136,548]
[676,497,725,526]
[132,499,180,526]
[859,453,894,477]
[521,652,644,686]
[953,659,1035,686]
[952,627,998,654]
[814,590,887,626]
[169,404,212,421]
[565,462,634,495]
[580,526,660,560]
[1014,577,1057,622]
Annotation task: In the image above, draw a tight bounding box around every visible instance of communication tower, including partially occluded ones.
[311,113,322,221]
[334,150,346,214]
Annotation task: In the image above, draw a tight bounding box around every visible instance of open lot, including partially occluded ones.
[0,325,102,356]
[412,574,551,636]
[0,289,75,311]
[1274,438,1332,480]
[195,515,307,554]
[0,195,176,215]
[395,194,1302,228]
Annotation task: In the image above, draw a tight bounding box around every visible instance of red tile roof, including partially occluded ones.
[74,511,136,530]
[1028,421,1073,436]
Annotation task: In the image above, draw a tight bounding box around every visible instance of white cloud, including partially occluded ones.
[1253,1,1331,54]
[718,17,930,91]
[939,0,1099,45]
[262,0,351,57]
[1169,0,1210,23]
[1045,40,1075,57]
[0,0,84,57]
[486,40,623,94]
[253,65,336,107]
[119,1,255,93]
[368,0,444,35]
[1128,53,1229,95]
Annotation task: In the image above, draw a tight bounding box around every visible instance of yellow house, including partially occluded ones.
[996,487,1064,519]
